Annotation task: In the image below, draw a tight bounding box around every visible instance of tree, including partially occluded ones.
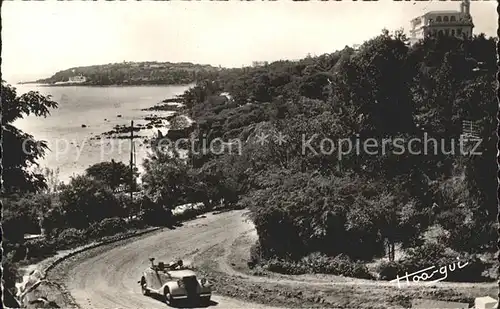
[1,82,58,194]
[138,195,173,226]
[85,160,137,192]
[142,139,191,209]
[332,30,416,136]
[33,167,64,193]
[58,175,122,228]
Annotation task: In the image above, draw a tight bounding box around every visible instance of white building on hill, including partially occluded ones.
[409,0,473,44]
[68,75,87,83]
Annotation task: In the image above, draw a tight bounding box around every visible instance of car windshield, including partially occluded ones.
[167,261,191,270]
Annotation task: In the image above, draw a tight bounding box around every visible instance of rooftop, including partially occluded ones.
[424,10,462,15]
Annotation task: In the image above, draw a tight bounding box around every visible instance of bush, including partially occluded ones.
[323,253,374,279]
[377,260,407,280]
[444,254,488,282]
[41,207,66,238]
[259,252,374,279]
[56,228,86,248]
[264,257,308,275]
[87,217,127,239]
[2,211,28,243]
[116,193,141,218]
[248,241,263,268]
[85,160,134,192]
[378,242,489,282]
[25,238,57,259]
[139,197,173,226]
[169,115,190,130]
[2,193,54,243]
[126,217,147,230]
[59,175,122,228]
[2,255,19,299]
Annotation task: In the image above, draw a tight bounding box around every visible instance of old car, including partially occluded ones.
[138,258,211,306]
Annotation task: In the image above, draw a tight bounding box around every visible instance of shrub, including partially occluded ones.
[248,241,263,268]
[87,217,127,239]
[139,197,173,226]
[116,193,141,218]
[2,210,27,243]
[380,242,489,282]
[2,193,54,243]
[56,228,86,248]
[169,115,190,130]
[300,251,334,273]
[41,207,66,238]
[435,254,488,282]
[350,261,374,279]
[126,217,147,230]
[85,160,134,192]
[25,238,57,259]
[325,253,374,279]
[402,241,451,271]
[2,255,19,299]
[259,252,373,279]
[264,257,308,275]
[377,260,407,280]
[59,175,122,228]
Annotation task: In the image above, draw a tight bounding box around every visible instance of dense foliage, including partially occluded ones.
[85,160,138,192]
[32,61,219,85]
[1,82,58,194]
[2,31,497,302]
[58,175,124,228]
[143,32,497,278]
[1,83,58,300]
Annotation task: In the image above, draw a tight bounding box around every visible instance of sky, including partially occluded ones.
[2,0,497,83]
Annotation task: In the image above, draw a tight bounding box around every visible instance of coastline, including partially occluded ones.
[14,83,194,184]
[22,82,196,88]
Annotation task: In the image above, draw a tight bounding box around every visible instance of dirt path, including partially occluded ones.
[48,210,281,309]
[48,210,497,309]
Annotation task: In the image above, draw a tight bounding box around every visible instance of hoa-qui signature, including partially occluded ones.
[390,257,469,288]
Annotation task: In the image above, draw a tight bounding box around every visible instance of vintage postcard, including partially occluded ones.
[1,0,498,308]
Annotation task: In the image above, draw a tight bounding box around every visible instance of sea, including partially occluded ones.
[12,84,194,184]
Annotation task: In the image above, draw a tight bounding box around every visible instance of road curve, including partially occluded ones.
[55,210,280,309]
[50,209,495,309]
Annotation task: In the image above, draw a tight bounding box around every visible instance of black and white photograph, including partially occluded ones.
[1,0,498,308]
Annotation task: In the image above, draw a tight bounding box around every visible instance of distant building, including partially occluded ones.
[409,0,473,44]
[68,75,87,83]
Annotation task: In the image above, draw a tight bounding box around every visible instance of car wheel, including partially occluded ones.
[164,288,176,307]
[140,277,149,296]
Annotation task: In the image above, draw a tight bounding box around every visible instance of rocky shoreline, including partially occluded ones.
[89,94,194,143]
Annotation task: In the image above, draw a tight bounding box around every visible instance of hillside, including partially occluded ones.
[155,31,498,281]
[31,61,220,86]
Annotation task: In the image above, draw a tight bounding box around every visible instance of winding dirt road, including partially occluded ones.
[50,210,280,309]
[48,209,496,309]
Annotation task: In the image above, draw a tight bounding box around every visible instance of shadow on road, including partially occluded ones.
[148,294,218,308]
[164,222,184,230]
[176,300,218,308]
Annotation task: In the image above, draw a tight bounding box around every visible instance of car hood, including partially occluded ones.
[168,269,197,278]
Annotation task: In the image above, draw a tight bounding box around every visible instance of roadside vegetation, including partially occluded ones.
[0,81,206,305]
[153,31,497,282]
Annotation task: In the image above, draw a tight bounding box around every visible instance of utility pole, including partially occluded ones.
[130,120,134,201]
